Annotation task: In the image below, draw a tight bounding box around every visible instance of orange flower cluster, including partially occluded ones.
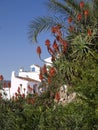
[36,24,69,64]
[46,25,68,60]
[87,29,92,36]
[36,24,69,90]
[11,84,36,105]
[28,85,33,92]
[42,64,47,74]
[36,25,69,91]
[79,1,85,9]
[0,75,3,81]
[67,1,92,36]
[49,67,56,77]
[77,13,82,21]
[55,92,60,102]
[39,64,56,86]
[11,84,26,101]
[36,46,41,56]
[39,71,44,81]
[51,24,62,36]
[45,39,51,47]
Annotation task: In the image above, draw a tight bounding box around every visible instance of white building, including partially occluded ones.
[10,64,41,99]
[10,57,52,99]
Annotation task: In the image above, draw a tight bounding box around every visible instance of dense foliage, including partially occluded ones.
[0,0,98,130]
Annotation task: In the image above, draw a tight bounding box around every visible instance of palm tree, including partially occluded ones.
[29,0,98,43]
[28,0,79,43]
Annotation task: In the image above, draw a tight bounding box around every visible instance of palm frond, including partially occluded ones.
[28,0,98,45]
[64,0,80,14]
[28,16,67,43]
[46,0,74,17]
[29,16,55,43]
[46,0,82,17]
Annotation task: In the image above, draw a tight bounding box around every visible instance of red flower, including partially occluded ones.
[52,40,59,50]
[22,93,25,98]
[68,16,72,23]
[42,64,47,74]
[79,1,85,9]
[48,77,51,84]
[55,92,60,101]
[61,40,68,53]
[8,82,11,88]
[49,67,56,77]
[84,10,89,16]
[27,85,33,92]
[0,75,3,81]
[39,72,43,80]
[17,87,20,93]
[51,25,61,33]
[77,13,82,21]
[51,25,62,37]
[36,46,41,56]
[15,92,18,97]
[61,40,68,46]
[45,39,51,47]
[87,29,92,36]
[48,47,54,55]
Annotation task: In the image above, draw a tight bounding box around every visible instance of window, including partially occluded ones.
[32,67,35,72]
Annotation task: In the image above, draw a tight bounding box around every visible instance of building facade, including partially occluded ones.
[10,57,52,99]
[10,64,41,99]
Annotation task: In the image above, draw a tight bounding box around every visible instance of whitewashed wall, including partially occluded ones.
[11,71,28,97]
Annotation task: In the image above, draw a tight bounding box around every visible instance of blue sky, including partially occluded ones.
[0,0,51,80]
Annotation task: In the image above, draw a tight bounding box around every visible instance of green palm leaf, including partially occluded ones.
[28,16,68,43]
